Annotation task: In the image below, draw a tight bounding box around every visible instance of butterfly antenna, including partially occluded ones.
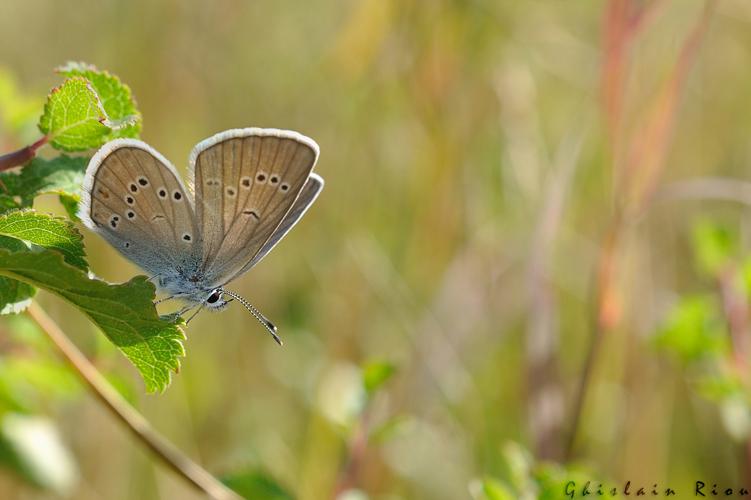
[222,290,282,346]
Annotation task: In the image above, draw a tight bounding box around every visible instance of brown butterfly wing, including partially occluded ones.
[239,172,324,274]
[79,140,199,274]
[189,128,319,284]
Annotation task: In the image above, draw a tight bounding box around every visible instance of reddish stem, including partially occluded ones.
[333,410,371,498]
[0,136,48,171]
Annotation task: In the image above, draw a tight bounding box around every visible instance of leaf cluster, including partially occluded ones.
[0,63,182,393]
[654,219,751,441]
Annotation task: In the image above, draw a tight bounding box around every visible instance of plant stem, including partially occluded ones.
[526,124,588,461]
[716,267,751,482]
[26,301,241,500]
[565,0,714,461]
[332,407,371,497]
[0,136,48,171]
[565,220,622,460]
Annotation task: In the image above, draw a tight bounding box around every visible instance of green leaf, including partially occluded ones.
[58,194,80,221]
[0,277,35,315]
[0,211,87,270]
[740,256,751,299]
[0,236,35,314]
[0,414,77,494]
[534,463,617,500]
[369,414,409,444]
[0,248,184,392]
[502,441,534,494]
[0,316,82,411]
[693,220,737,277]
[221,470,294,500]
[0,206,88,316]
[697,371,746,402]
[0,155,87,211]
[654,295,728,362]
[471,478,516,500]
[57,62,141,140]
[362,360,396,395]
[0,357,80,410]
[38,77,111,152]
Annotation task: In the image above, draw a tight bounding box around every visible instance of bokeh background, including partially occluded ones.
[2,0,751,498]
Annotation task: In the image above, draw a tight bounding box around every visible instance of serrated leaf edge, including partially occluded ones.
[39,77,109,143]
[40,74,142,151]
[0,248,185,392]
[56,62,142,134]
[0,209,88,271]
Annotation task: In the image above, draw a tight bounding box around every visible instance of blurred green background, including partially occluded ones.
[3,0,751,498]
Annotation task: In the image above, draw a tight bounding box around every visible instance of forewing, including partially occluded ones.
[190,128,319,284]
[239,173,324,274]
[79,139,199,275]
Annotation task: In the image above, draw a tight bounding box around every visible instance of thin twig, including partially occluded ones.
[347,237,488,418]
[565,0,715,460]
[718,267,750,373]
[656,177,751,207]
[0,136,48,171]
[565,218,623,460]
[26,301,241,500]
[526,120,588,460]
[332,407,371,497]
[601,0,667,150]
[716,266,751,482]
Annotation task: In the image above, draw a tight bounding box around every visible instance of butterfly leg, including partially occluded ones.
[154,295,176,305]
[185,304,205,325]
[146,272,163,283]
[173,303,193,315]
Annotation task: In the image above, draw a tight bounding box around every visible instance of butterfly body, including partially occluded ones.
[154,265,216,304]
[79,128,323,335]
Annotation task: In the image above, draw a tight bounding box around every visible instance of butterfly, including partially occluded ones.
[78,128,323,345]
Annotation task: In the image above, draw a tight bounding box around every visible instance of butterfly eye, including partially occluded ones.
[206,290,222,304]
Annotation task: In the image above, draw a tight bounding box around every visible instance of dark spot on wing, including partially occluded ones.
[242,210,260,220]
